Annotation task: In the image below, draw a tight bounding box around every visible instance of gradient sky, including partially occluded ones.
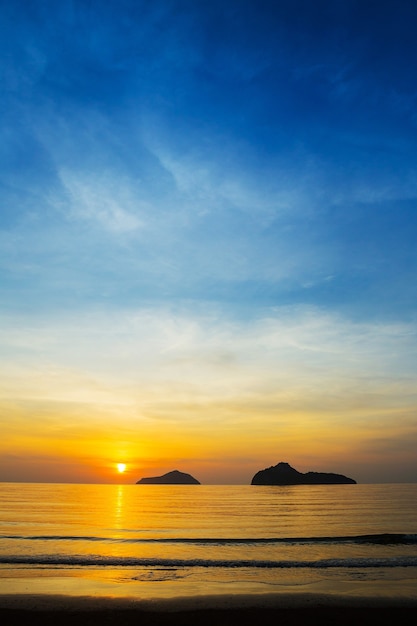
[1,0,417,484]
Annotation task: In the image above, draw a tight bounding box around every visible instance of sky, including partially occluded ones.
[1,0,417,484]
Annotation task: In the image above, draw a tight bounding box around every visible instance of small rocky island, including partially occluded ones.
[136,469,201,484]
[251,461,356,485]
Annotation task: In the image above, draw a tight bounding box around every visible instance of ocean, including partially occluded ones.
[1,483,416,603]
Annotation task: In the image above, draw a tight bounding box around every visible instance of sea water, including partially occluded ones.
[0,483,416,602]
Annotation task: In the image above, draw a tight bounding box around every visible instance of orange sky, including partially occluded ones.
[1,308,416,484]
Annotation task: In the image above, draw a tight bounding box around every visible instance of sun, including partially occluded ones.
[116,463,127,473]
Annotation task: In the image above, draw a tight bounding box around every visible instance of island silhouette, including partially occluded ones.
[251,461,356,485]
[136,469,201,484]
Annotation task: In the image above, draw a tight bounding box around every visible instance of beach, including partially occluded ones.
[1,593,416,626]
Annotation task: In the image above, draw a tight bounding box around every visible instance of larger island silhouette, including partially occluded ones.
[135,462,356,485]
[251,461,356,485]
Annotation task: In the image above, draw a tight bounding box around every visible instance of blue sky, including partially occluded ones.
[1,1,417,483]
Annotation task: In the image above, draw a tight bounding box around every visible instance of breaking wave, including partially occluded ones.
[1,533,416,545]
[1,554,417,568]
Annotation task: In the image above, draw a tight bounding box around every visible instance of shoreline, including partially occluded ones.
[0,593,416,626]
[1,591,417,609]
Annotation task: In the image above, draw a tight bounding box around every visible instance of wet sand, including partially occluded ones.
[1,593,416,626]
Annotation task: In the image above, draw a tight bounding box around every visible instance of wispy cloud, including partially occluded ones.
[1,304,415,406]
[58,169,144,234]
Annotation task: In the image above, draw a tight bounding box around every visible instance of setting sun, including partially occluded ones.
[116,463,126,473]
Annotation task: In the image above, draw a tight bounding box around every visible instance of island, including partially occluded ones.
[251,461,356,485]
[136,469,201,484]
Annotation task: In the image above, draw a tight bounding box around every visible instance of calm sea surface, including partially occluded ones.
[1,483,416,602]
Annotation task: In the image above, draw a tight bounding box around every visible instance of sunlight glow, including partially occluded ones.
[117,463,126,473]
